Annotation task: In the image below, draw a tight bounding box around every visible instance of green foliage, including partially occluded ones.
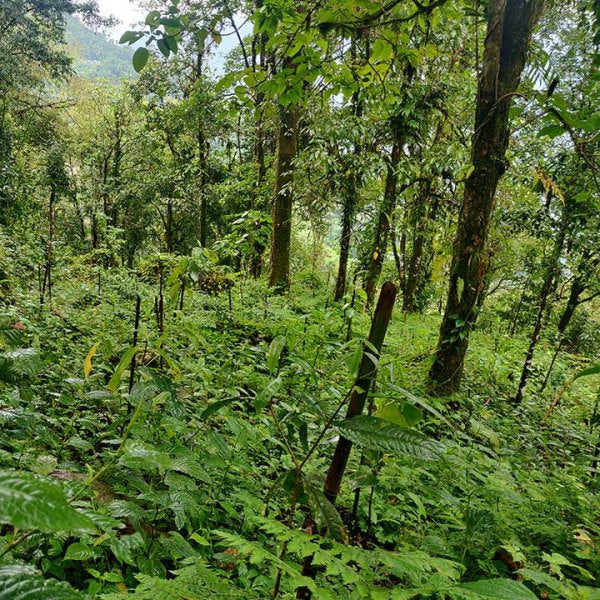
[0,565,84,599]
[0,471,94,532]
[337,415,444,460]
[0,0,598,599]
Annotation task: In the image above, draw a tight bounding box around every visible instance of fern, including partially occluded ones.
[103,560,254,599]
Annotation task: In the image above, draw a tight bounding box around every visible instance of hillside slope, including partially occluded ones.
[65,15,135,81]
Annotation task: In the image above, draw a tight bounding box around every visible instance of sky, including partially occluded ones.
[94,0,247,73]
[95,0,145,40]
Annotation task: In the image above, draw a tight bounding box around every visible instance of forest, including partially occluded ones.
[0,0,599,598]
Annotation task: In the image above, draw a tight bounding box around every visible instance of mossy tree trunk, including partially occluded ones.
[363,127,402,307]
[429,0,545,395]
[268,101,298,291]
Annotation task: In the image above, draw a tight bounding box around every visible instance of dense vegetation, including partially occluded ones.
[0,0,599,598]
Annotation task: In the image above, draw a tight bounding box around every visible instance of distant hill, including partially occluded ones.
[65,16,135,81]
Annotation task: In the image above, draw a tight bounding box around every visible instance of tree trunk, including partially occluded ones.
[557,275,585,333]
[402,179,433,313]
[334,37,365,302]
[364,132,402,307]
[111,110,122,227]
[513,212,568,403]
[268,101,298,291]
[334,191,355,301]
[429,0,545,395]
[42,184,56,304]
[196,47,208,247]
[165,200,174,253]
[324,281,397,503]
[250,35,267,279]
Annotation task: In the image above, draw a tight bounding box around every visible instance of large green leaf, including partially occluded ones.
[132,47,150,73]
[303,476,348,543]
[336,416,443,461]
[574,364,600,380]
[458,578,537,599]
[0,565,84,599]
[107,346,136,392]
[0,471,94,532]
[266,335,286,375]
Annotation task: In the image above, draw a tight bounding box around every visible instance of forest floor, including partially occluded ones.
[1,261,599,599]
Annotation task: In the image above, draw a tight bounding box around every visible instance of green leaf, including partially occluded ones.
[538,124,564,138]
[200,397,237,419]
[517,568,565,594]
[0,565,84,599]
[336,416,443,461]
[159,17,181,29]
[110,533,145,565]
[266,335,285,375]
[107,346,136,392]
[458,578,537,599]
[574,364,600,380]
[64,542,95,561]
[164,35,178,53]
[157,38,170,58]
[303,476,348,543]
[132,47,150,73]
[119,30,141,45]
[0,471,94,532]
[376,402,422,428]
[145,10,161,26]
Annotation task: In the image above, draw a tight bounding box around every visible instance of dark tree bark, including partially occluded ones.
[513,210,568,403]
[538,254,598,394]
[249,8,268,279]
[165,200,174,253]
[334,189,357,301]
[324,282,397,504]
[334,36,366,302]
[268,101,298,291]
[41,183,56,304]
[558,276,585,334]
[363,129,402,307]
[110,109,122,227]
[403,179,434,313]
[196,49,208,248]
[429,0,545,395]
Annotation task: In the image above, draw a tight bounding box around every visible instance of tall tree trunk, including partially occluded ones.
[268,101,298,291]
[557,275,585,334]
[324,281,397,503]
[296,283,397,600]
[91,211,99,251]
[513,211,568,403]
[249,2,270,278]
[196,47,208,247]
[165,200,174,253]
[111,110,122,228]
[334,190,356,301]
[429,0,545,395]
[403,179,433,313]
[42,184,56,304]
[363,129,402,307]
[390,216,404,287]
[334,36,365,302]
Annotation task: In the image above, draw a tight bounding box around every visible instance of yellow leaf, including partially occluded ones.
[84,343,99,379]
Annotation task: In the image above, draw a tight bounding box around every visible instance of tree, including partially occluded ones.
[268,101,299,290]
[429,0,545,395]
